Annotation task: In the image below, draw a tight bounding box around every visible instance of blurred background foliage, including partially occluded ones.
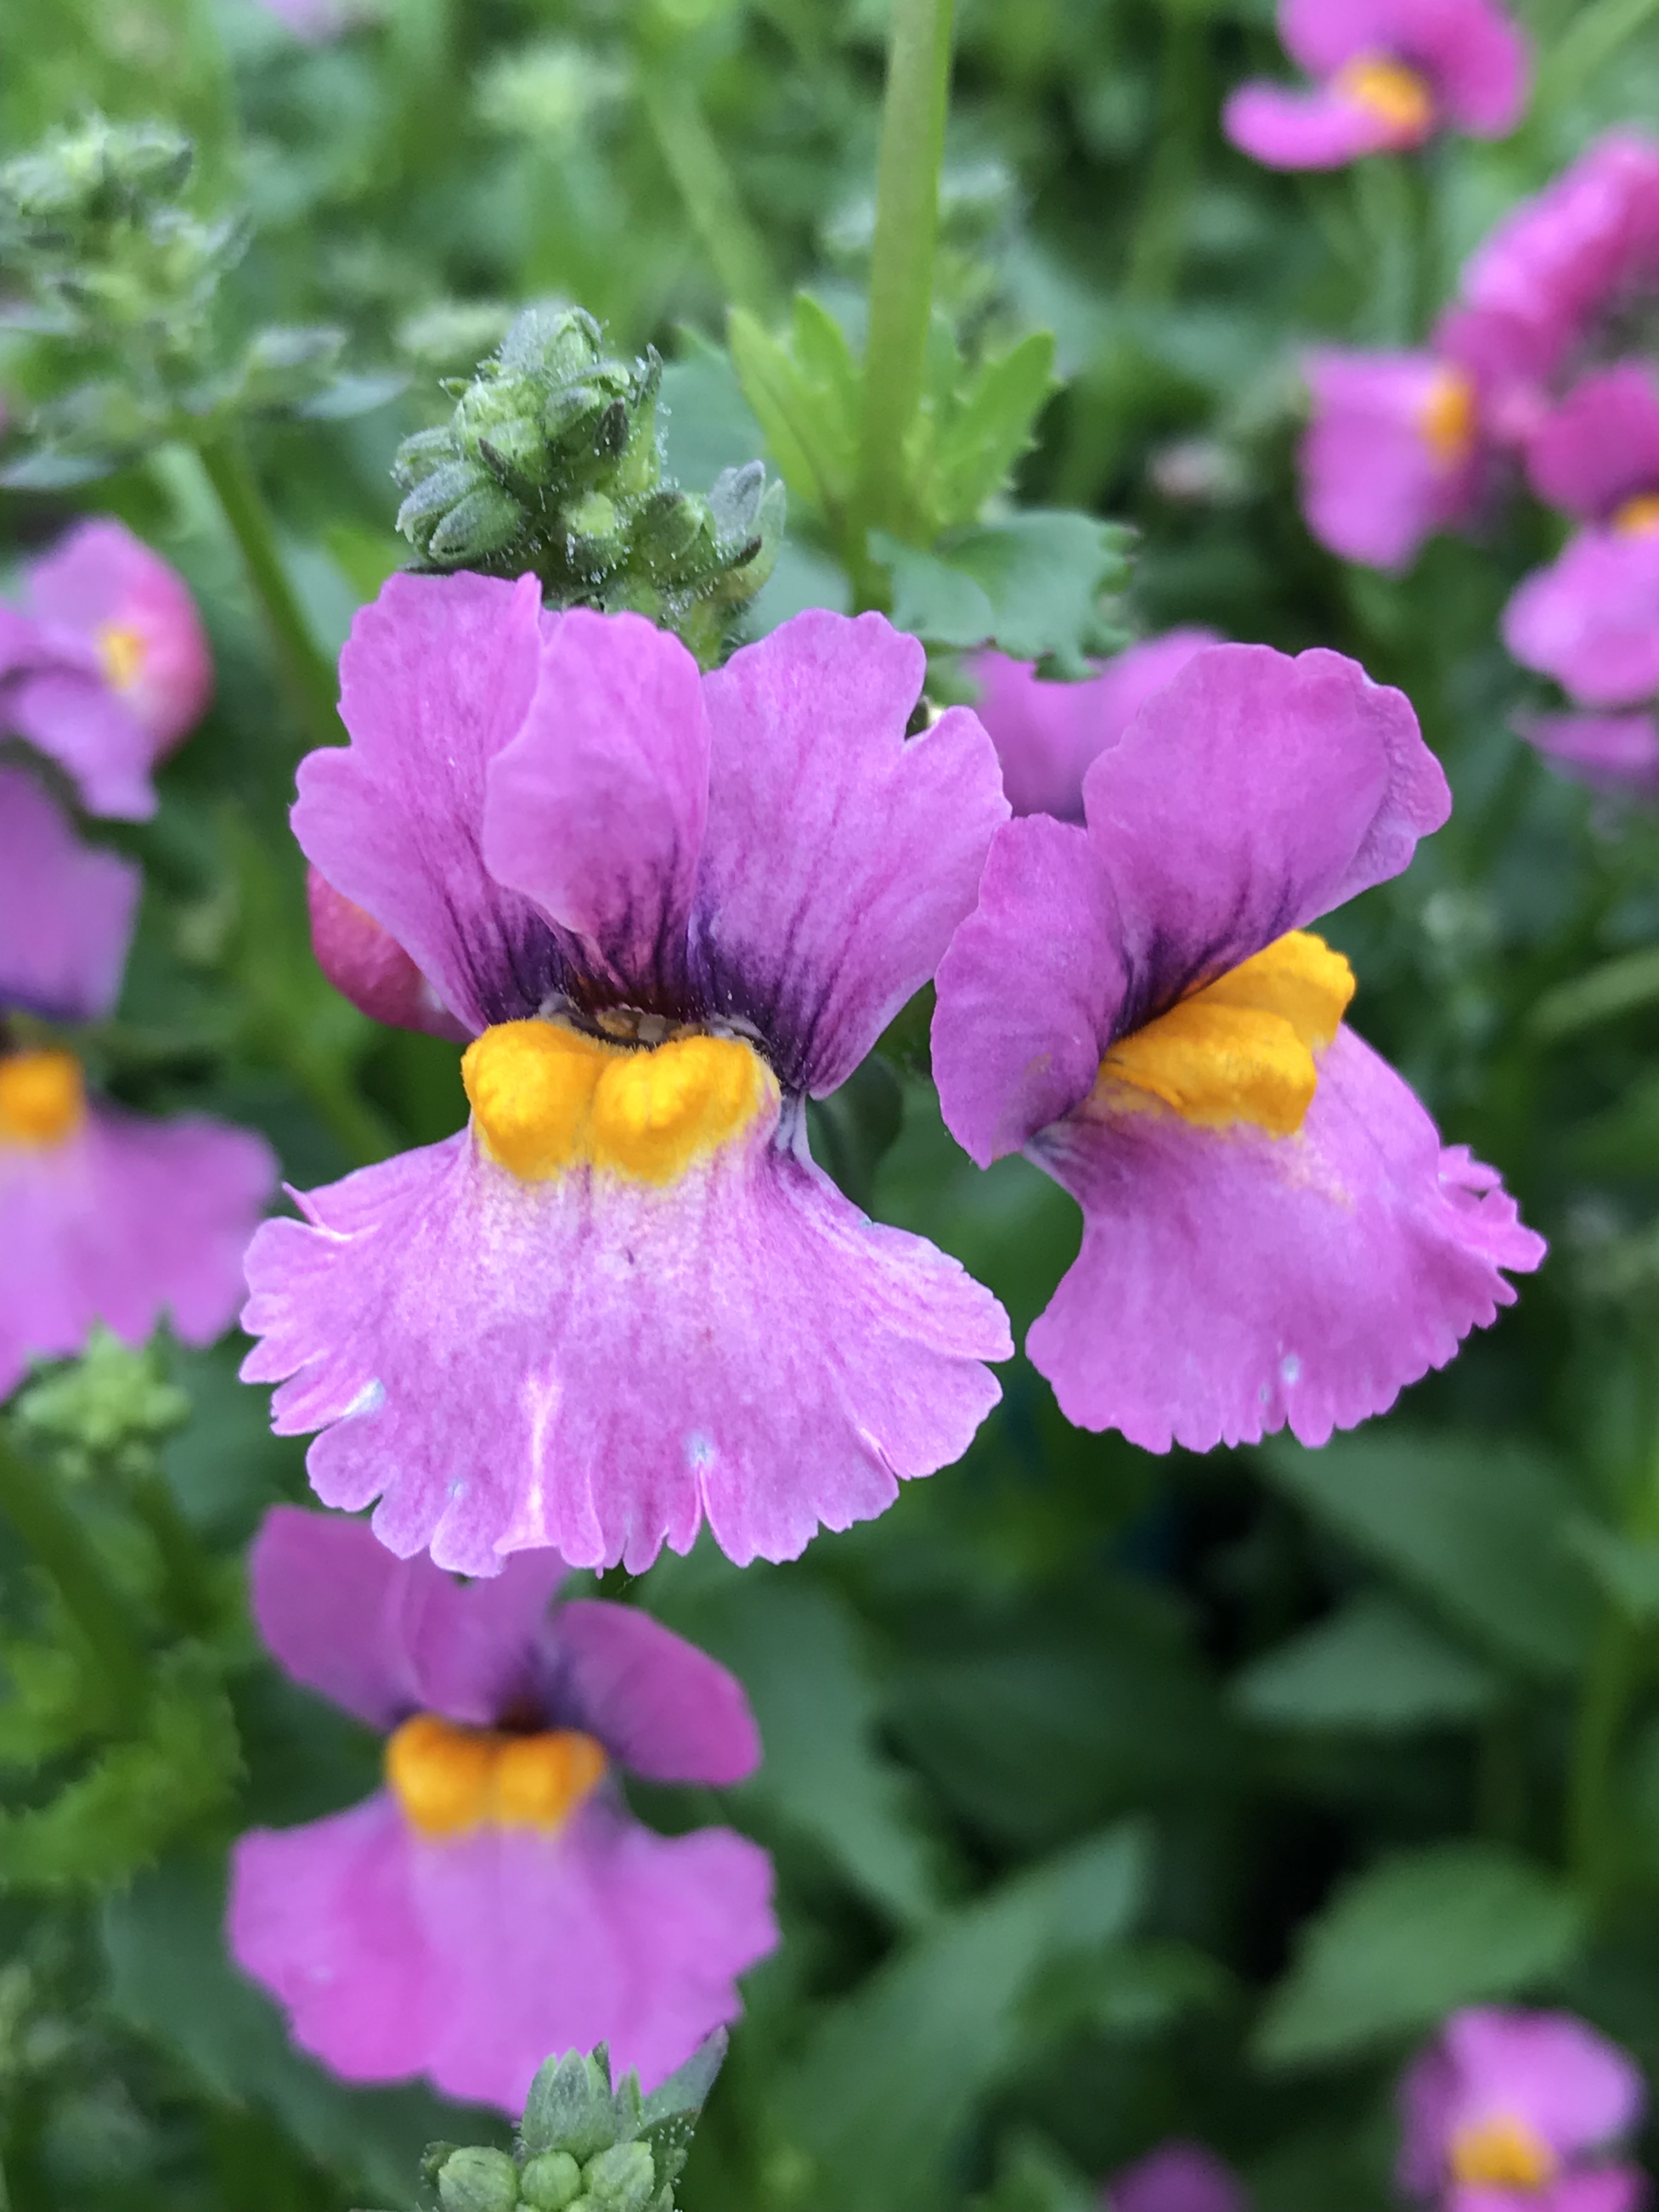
[6,0,1659,2207]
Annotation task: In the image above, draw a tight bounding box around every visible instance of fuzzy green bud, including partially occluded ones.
[436,2146,520,2212]
[520,2151,584,2211]
[581,2143,656,2212]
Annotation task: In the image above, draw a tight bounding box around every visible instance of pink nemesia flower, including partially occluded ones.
[228,1506,777,2113]
[1108,2142,1249,2212]
[0,519,212,819]
[932,644,1544,1453]
[970,633,1220,822]
[1299,341,1493,571]
[1224,0,1528,172]
[1398,2007,1647,2212]
[1515,710,1659,800]
[241,576,1012,1577]
[0,767,274,1395]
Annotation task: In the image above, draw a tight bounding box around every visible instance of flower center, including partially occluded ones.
[94,620,147,693]
[1614,492,1659,537]
[1093,930,1355,1138]
[461,1018,775,1187]
[0,1049,87,1150]
[1419,367,1478,467]
[1335,54,1435,140]
[1449,2116,1559,2194]
[385,1713,608,1839]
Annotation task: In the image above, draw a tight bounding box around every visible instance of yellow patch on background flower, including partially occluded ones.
[1095,930,1355,1138]
[94,620,147,693]
[1613,492,1659,538]
[1419,366,1478,467]
[1448,2115,1558,2193]
[463,1018,774,1186]
[0,1049,87,1150]
[1335,53,1435,138]
[385,1712,608,1839]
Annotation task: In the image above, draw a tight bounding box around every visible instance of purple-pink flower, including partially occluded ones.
[971,634,1219,822]
[0,766,274,1395]
[241,576,1012,1577]
[932,642,1544,1453]
[1398,2007,1646,2212]
[1299,344,1491,572]
[1224,0,1527,172]
[1514,710,1659,801]
[227,1506,777,2113]
[1107,2142,1249,2212]
[0,520,211,820]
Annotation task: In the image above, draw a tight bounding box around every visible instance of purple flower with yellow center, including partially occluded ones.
[932,642,1544,1453]
[1398,2007,1647,2212]
[0,519,211,821]
[0,766,274,1396]
[228,1506,776,2113]
[1108,2143,1249,2212]
[1504,365,1659,710]
[241,574,1013,1575]
[1223,0,1527,172]
[1299,341,1493,572]
[970,633,1219,822]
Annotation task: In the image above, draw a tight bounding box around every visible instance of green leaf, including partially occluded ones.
[924,331,1057,532]
[1232,1594,1502,1733]
[1254,1843,1588,2068]
[1565,1518,1659,1620]
[1255,1433,1597,1678]
[873,511,1133,674]
[103,1857,504,2207]
[727,295,859,522]
[772,1825,1148,2212]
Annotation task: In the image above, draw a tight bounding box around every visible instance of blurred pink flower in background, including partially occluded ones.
[1107,2141,1249,2212]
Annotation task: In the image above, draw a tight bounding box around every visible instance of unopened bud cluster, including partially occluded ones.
[393,306,784,665]
[12,1328,190,1486]
[421,2038,723,2212]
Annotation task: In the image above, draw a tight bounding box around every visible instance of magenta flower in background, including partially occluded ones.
[1108,2141,1249,2212]
[306,866,469,1042]
[1399,2007,1646,2212]
[1514,709,1659,801]
[0,518,212,819]
[241,575,1012,1577]
[228,1506,777,2113]
[1223,0,1527,171]
[1503,366,1659,709]
[1299,344,1491,571]
[0,766,274,1395]
[932,644,1544,1454]
[251,0,353,37]
[970,632,1219,822]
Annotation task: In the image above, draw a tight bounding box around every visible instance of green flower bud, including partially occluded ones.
[427,482,524,563]
[520,2151,584,2211]
[581,2142,656,2212]
[436,2146,520,2212]
[521,2050,618,2164]
[14,1328,189,1484]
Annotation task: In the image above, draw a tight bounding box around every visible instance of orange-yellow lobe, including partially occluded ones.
[94,620,147,693]
[1419,367,1478,468]
[0,1049,87,1149]
[462,1019,773,1187]
[1615,492,1659,538]
[1094,930,1355,1138]
[385,1713,608,1840]
[1336,53,1435,139]
[1449,2117,1558,2194]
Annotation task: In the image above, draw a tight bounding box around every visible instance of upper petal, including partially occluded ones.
[1024,1024,1542,1451]
[0,608,157,820]
[240,1113,1009,1576]
[691,610,1009,1094]
[1279,0,1527,128]
[1515,709,1659,798]
[0,765,140,1022]
[1224,80,1406,168]
[1503,531,1659,708]
[25,518,212,757]
[248,1504,563,1733]
[555,1598,760,1787]
[1526,365,1659,519]
[1438,2009,1646,2164]
[292,572,565,1036]
[1081,644,1448,1029]
[483,610,710,1003]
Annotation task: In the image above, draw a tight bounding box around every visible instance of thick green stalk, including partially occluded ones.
[0,1431,147,1733]
[194,435,342,753]
[854,0,957,541]
[640,77,777,318]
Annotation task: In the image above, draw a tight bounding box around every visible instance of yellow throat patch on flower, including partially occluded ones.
[0,1049,87,1150]
[1094,929,1355,1138]
[1614,492,1659,538]
[1419,367,1478,467]
[463,1018,774,1186]
[94,620,147,693]
[1448,2115,1558,2194]
[1335,53,1435,138]
[385,1712,608,1839]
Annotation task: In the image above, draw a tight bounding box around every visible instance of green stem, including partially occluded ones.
[854,0,957,543]
[193,436,341,753]
[640,77,777,317]
[1124,14,1205,305]
[1566,1419,1659,1895]
[0,1431,147,1733]
[132,1474,218,1637]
